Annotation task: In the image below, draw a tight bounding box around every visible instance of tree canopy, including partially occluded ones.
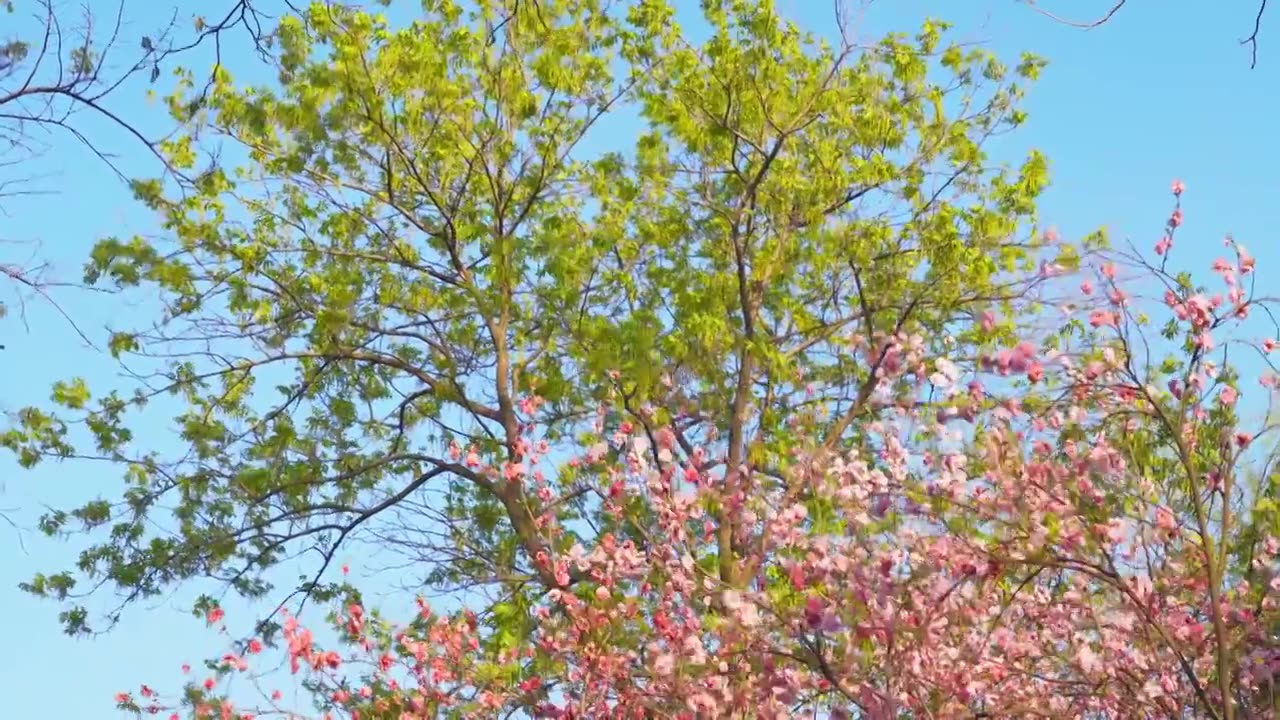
[8,2,1280,719]
[5,0,1064,635]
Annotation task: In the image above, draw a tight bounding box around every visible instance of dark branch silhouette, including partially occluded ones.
[1021,0,1271,68]
[0,0,296,344]
[1245,0,1269,68]
[1019,0,1128,28]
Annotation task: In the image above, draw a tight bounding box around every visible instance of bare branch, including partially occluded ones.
[0,0,293,344]
[1019,0,1127,29]
[1245,0,1270,68]
[1023,0,1271,68]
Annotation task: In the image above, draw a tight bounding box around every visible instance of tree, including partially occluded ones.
[113,184,1280,719]
[3,0,1072,637]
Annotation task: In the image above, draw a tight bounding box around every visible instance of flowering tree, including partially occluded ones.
[6,0,1273,717]
[110,184,1280,719]
[2,0,1073,640]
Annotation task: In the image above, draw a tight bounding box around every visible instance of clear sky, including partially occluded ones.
[2,0,1279,716]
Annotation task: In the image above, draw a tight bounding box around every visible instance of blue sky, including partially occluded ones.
[2,0,1279,716]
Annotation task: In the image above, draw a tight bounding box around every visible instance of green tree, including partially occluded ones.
[5,0,1070,636]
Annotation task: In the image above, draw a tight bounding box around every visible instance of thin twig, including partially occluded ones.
[1019,0,1127,29]
[1244,0,1269,68]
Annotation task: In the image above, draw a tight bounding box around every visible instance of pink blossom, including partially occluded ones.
[1220,386,1239,406]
